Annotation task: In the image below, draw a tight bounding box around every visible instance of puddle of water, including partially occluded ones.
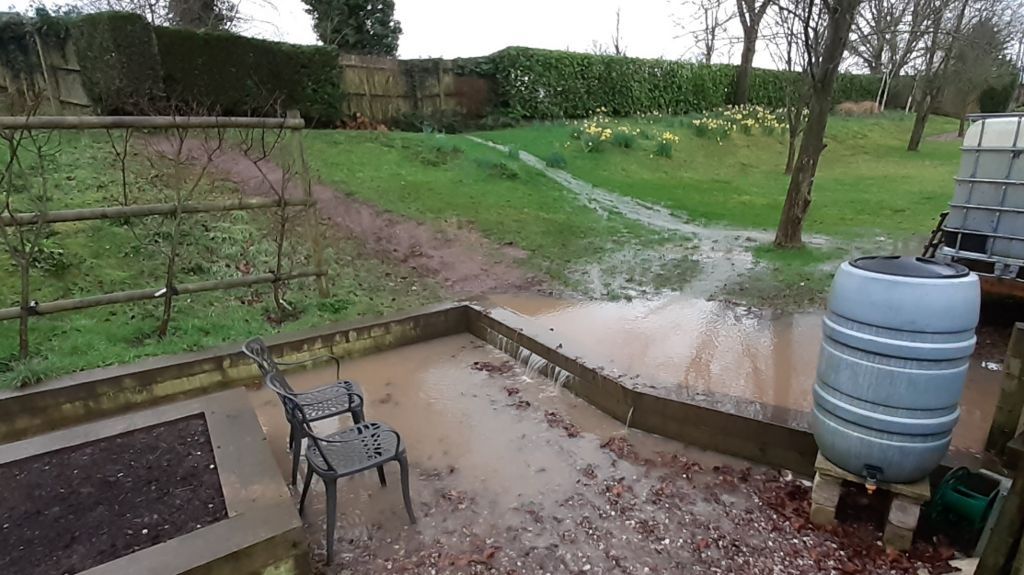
[249,336,739,519]
[247,334,778,571]
[483,294,1002,452]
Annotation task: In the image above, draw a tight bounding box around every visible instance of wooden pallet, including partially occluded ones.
[809,453,931,551]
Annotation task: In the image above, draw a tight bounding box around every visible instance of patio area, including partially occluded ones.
[248,334,957,574]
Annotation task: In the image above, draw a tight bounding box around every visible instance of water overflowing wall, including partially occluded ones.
[486,329,576,390]
[467,305,821,475]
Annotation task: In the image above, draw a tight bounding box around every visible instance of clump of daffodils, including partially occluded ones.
[658,131,680,144]
[693,104,786,141]
[654,131,679,158]
[571,120,614,152]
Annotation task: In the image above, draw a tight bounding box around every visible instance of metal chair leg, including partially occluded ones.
[377,466,387,487]
[398,455,416,524]
[352,406,365,425]
[287,424,295,451]
[324,479,338,565]
[290,434,302,486]
[298,465,314,515]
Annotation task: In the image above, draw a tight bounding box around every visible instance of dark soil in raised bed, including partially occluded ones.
[0,414,227,575]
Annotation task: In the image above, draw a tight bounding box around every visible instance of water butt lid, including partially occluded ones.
[850,256,969,279]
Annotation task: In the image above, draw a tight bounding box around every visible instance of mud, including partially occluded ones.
[483,294,1003,453]
[147,137,541,296]
[248,335,956,574]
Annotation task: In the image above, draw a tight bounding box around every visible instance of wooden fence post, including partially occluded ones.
[978,434,1024,575]
[987,323,1024,458]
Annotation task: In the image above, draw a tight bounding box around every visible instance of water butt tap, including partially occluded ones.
[864,465,883,494]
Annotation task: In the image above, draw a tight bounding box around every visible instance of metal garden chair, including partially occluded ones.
[242,337,366,485]
[263,372,416,564]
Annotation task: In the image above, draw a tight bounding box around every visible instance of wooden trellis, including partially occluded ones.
[0,113,328,358]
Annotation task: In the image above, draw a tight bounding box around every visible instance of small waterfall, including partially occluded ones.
[485,329,579,389]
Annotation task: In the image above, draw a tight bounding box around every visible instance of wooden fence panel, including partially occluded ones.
[336,54,492,122]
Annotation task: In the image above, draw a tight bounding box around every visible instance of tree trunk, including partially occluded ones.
[734,30,758,106]
[907,94,932,151]
[18,258,29,359]
[785,128,799,175]
[272,195,289,317]
[957,113,967,138]
[157,214,182,338]
[775,93,831,247]
[774,0,861,248]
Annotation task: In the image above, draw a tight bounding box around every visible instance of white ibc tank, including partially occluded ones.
[812,256,980,483]
[941,115,1024,268]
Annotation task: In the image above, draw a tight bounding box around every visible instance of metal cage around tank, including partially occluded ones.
[939,113,1024,288]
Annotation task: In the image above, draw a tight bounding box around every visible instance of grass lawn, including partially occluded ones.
[484,113,961,240]
[301,130,685,287]
[0,133,439,388]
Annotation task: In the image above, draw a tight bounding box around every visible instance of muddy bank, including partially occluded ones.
[148,138,542,296]
[249,335,957,574]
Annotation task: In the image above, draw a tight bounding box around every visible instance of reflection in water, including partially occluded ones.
[485,294,1002,452]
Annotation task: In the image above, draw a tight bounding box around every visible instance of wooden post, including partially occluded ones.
[987,323,1024,458]
[286,109,329,298]
[978,434,1024,575]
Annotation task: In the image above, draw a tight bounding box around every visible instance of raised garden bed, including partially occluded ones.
[0,390,308,575]
[0,415,226,575]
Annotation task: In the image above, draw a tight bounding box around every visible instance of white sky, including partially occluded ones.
[239,0,685,58]
[14,0,772,65]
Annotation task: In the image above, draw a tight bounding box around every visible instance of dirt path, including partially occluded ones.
[153,140,543,296]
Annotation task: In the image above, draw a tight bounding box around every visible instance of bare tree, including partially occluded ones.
[849,0,940,110]
[236,125,302,319]
[906,0,996,151]
[774,0,864,247]
[765,0,823,173]
[735,0,775,104]
[591,7,628,56]
[677,0,736,63]
[1004,1,1024,110]
[0,100,54,359]
[74,0,247,30]
[948,17,1009,134]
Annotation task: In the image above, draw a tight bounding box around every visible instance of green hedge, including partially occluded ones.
[154,28,343,124]
[486,47,883,118]
[488,47,734,118]
[71,12,164,114]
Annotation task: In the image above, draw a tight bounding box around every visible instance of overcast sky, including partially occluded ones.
[12,0,767,65]
[235,0,699,60]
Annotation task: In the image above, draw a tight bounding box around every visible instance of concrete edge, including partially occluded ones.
[0,302,469,443]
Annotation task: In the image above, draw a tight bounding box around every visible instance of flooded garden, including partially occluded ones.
[248,333,964,574]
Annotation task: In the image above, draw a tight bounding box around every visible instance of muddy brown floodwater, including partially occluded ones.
[249,335,957,574]
[483,294,1003,455]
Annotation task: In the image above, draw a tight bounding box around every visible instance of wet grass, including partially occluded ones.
[484,113,961,241]
[301,131,679,287]
[0,133,439,388]
[722,244,844,310]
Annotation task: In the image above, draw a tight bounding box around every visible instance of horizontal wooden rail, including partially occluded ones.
[1,197,311,226]
[0,270,321,321]
[0,116,305,130]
